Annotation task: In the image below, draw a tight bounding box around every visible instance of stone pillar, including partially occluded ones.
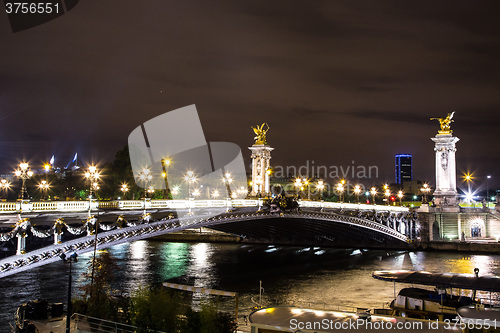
[431,134,460,210]
[16,234,26,255]
[54,231,62,244]
[249,145,274,196]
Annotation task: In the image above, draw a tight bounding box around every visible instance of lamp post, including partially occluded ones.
[120,183,128,199]
[420,183,431,204]
[161,158,171,197]
[84,166,100,217]
[44,163,50,180]
[222,172,233,199]
[184,171,197,199]
[303,178,310,200]
[336,180,345,203]
[397,190,404,206]
[294,178,302,198]
[0,179,10,200]
[316,180,325,200]
[265,168,272,197]
[85,166,100,300]
[171,186,180,196]
[487,175,492,202]
[463,173,474,203]
[60,252,78,333]
[237,186,248,198]
[138,168,153,214]
[38,180,49,200]
[370,187,377,205]
[353,185,361,204]
[15,162,33,200]
[384,184,390,206]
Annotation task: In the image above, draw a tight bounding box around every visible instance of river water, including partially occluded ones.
[1,241,500,332]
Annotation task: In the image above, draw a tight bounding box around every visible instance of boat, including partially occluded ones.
[372,268,500,322]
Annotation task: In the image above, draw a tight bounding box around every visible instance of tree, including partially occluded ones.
[130,286,181,333]
[78,251,122,320]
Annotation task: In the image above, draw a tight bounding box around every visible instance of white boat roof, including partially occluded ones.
[373,270,500,292]
[249,306,460,332]
[458,306,500,321]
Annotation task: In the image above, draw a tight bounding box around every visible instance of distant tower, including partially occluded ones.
[249,123,273,196]
[430,112,459,209]
[395,154,412,184]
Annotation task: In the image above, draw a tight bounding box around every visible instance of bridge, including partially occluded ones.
[0,199,416,279]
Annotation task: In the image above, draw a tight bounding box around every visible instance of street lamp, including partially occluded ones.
[120,183,128,199]
[44,163,50,186]
[294,178,302,197]
[15,162,34,200]
[237,186,248,198]
[487,175,492,202]
[0,179,11,200]
[370,187,377,205]
[161,158,171,196]
[420,183,431,204]
[38,180,49,200]
[147,185,155,197]
[336,180,345,203]
[60,252,78,333]
[397,190,404,205]
[212,189,220,199]
[171,186,180,196]
[302,178,311,200]
[138,168,153,215]
[222,172,233,198]
[463,173,474,203]
[84,166,100,217]
[316,180,325,200]
[353,185,361,203]
[184,170,197,199]
[384,184,391,206]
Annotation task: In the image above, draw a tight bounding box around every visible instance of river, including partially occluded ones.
[1,241,499,332]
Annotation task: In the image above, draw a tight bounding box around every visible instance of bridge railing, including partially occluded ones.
[0,199,408,214]
[301,200,408,212]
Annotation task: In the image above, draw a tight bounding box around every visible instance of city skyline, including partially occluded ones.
[0,1,499,188]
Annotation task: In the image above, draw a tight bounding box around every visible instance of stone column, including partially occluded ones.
[16,234,26,255]
[431,134,460,210]
[54,231,62,244]
[249,145,274,196]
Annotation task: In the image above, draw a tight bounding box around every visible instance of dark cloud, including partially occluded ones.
[0,1,499,187]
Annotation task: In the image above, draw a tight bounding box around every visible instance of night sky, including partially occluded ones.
[1,1,499,191]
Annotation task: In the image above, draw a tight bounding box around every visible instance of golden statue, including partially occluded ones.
[430,111,455,135]
[252,123,269,145]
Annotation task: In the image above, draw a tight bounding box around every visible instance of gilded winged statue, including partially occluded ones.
[252,123,269,145]
[430,111,455,134]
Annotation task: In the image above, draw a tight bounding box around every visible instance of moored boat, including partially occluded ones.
[372,269,500,322]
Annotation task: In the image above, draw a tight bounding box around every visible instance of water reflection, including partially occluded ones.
[443,254,497,275]
[2,243,500,332]
[159,242,189,281]
[188,242,215,288]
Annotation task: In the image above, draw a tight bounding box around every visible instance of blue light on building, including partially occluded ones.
[395,154,412,184]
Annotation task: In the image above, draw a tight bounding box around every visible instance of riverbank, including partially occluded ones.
[152,229,500,254]
[418,240,500,253]
[151,228,243,243]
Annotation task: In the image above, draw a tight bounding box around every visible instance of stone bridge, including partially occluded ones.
[0,199,415,279]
